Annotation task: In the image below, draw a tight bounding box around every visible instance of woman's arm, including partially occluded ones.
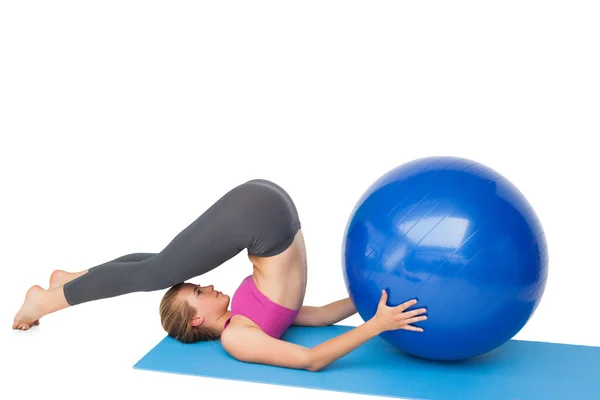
[221,291,426,372]
[221,317,382,371]
[292,298,357,326]
[322,297,356,324]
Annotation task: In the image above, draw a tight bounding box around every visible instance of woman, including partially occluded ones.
[12,179,427,371]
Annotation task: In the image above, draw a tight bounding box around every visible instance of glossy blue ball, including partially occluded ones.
[342,156,548,361]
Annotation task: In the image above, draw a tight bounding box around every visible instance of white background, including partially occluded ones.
[1,1,599,399]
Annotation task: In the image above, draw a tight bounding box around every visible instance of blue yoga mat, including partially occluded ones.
[134,324,599,400]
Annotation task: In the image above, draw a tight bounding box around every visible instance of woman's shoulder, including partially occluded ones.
[223,314,260,333]
[221,316,266,355]
[220,316,311,370]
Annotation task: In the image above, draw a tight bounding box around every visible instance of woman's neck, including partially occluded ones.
[215,309,232,333]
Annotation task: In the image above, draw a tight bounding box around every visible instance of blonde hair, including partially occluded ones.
[159,282,221,343]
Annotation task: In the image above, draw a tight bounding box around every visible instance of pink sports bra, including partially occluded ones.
[223,275,300,339]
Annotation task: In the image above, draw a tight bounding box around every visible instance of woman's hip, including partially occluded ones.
[204,178,301,257]
[237,179,301,256]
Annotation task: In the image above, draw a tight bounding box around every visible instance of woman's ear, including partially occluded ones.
[191,315,205,327]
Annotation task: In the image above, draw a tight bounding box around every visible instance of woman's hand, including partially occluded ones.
[371,290,427,334]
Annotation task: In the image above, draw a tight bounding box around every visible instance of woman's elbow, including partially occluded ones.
[304,350,325,372]
[306,363,324,372]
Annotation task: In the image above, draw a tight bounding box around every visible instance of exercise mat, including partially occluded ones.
[134,324,599,400]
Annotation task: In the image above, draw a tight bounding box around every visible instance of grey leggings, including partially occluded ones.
[62,179,301,306]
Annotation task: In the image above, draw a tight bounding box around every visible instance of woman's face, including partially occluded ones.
[179,283,230,325]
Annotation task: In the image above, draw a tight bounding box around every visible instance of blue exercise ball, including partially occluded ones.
[342,156,548,361]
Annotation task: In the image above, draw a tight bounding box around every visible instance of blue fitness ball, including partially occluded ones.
[342,156,549,361]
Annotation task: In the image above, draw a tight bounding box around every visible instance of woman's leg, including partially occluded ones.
[12,179,300,330]
[49,253,158,288]
[13,253,161,330]
[12,181,269,330]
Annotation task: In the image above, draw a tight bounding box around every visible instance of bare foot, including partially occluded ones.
[49,270,68,289]
[13,285,46,330]
[49,269,87,289]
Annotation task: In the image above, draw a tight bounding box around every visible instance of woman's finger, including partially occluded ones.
[397,315,427,324]
[394,299,418,312]
[401,308,427,318]
[402,324,424,332]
